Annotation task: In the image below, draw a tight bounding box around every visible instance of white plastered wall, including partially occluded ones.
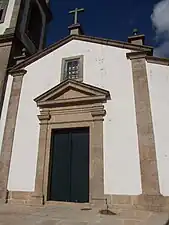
[147,62,169,196]
[6,40,142,194]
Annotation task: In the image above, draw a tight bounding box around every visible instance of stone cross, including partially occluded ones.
[69,8,84,24]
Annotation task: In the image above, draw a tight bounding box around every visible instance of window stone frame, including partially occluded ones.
[19,0,46,54]
[61,55,84,82]
[0,1,9,24]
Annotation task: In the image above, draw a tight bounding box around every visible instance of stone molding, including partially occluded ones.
[10,69,27,77]
[126,51,149,60]
[10,35,153,73]
[126,51,169,67]
[0,69,27,201]
[0,35,14,44]
[7,191,33,204]
[146,56,169,66]
[33,106,106,204]
[105,194,168,212]
[128,34,145,45]
[6,191,169,212]
[38,112,51,121]
[34,79,110,102]
[31,80,110,205]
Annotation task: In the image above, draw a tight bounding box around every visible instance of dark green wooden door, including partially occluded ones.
[48,128,89,203]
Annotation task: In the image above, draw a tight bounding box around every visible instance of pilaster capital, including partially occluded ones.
[91,109,106,117]
[10,69,27,77]
[126,51,149,60]
[38,112,51,121]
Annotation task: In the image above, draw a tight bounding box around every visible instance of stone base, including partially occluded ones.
[102,194,169,212]
[6,191,43,206]
[133,194,167,212]
[2,192,169,212]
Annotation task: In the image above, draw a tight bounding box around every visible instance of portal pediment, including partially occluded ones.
[34,79,110,108]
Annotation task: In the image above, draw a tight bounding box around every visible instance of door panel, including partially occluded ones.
[49,128,89,203]
[71,128,89,203]
[49,130,71,201]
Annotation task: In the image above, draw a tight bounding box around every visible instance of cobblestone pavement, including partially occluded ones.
[0,203,169,225]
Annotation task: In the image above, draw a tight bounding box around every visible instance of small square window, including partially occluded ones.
[61,55,84,82]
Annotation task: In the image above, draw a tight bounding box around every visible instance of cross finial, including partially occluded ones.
[69,8,84,24]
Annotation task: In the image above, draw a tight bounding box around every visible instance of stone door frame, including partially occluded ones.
[32,79,110,204]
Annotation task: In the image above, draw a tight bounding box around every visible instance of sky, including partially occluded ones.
[47,0,169,58]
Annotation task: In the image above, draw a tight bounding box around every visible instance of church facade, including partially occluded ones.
[1,1,169,212]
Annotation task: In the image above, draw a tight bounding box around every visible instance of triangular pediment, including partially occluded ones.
[34,79,110,108]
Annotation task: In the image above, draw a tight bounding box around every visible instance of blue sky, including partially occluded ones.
[47,0,169,57]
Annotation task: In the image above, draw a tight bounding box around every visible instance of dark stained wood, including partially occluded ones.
[48,128,89,203]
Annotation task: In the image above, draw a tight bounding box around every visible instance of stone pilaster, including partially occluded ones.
[32,111,51,204]
[90,107,106,203]
[127,52,160,196]
[0,69,26,201]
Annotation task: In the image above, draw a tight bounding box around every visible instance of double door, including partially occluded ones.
[48,127,89,203]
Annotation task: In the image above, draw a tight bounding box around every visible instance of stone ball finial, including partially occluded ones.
[133,28,139,36]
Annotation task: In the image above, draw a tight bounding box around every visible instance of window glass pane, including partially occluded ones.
[0,9,3,21]
[0,1,8,23]
[65,59,80,79]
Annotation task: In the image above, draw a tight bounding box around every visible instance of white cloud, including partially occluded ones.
[154,41,169,57]
[151,0,169,57]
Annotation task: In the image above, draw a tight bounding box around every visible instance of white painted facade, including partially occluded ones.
[4,39,169,197]
[0,0,16,34]
[0,39,141,195]
[147,62,169,196]
[2,38,169,197]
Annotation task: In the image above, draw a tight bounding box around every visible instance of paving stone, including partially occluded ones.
[119,209,152,220]
[123,219,142,225]
[0,204,168,225]
[64,222,88,225]
[36,219,61,225]
[145,212,169,225]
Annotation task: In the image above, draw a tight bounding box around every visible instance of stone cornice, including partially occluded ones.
[37,95,107,108]
[127,52,169,65]
[0,33,14,43]
[91,109,106,117]
[126,51,149,60]
[10,69,27,77]
[35,79,110,109]
[128,34,145,42]
[38,112,51,121]
[9,35,153,72]
[146,56,169,66]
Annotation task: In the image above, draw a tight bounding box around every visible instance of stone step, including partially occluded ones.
[0,203,168,225]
